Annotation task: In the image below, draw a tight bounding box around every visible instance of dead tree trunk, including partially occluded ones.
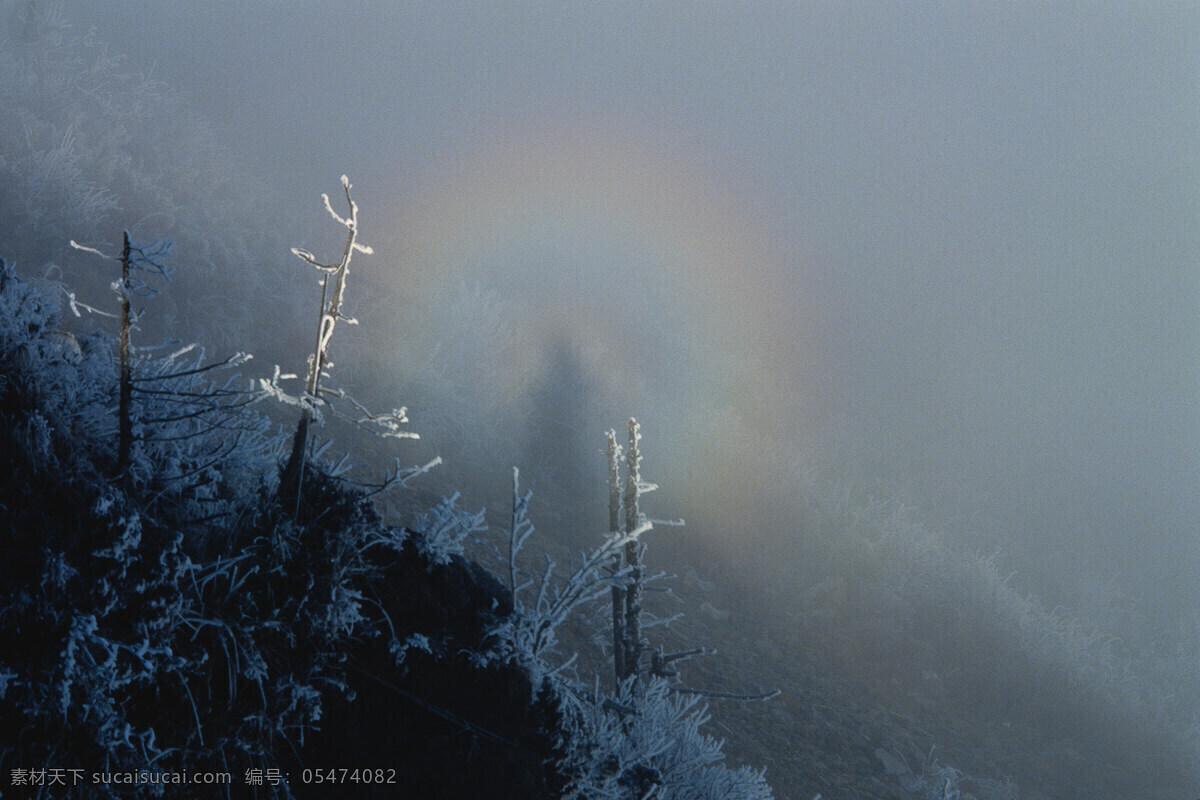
[279,177,370,513]
[117,231,132,477]
[606,428,626,687]
[280,274,327,512]
[621,418,644,683]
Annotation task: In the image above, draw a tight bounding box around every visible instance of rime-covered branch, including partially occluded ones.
[275,177,417,513]
[509,467,536,599]
[607,428,627,689]
[488,473,639,673]
[620,418,650,683]
[349,456,444,499]
[68,232,266,485]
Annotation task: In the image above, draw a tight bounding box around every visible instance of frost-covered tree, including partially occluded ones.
[65,232,268,496]
[68,232,172,475]
[0,248,402,797]
[268,177,417,513]
[477,422,777,799]
[608,427,628,687]
[620,418,650,683]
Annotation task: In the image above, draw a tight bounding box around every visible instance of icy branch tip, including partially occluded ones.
[70,240,116,260]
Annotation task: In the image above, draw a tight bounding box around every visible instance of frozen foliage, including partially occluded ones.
[895,750,1021,800]
[901,757,965,800]
[855,496,1200,761]
[553,678,773,800]
[0,262,395,798]
[1,183,774,798]
[804,486,1200,793]
[389,632,434,666]
[482,461,775,799]
[410,493,486,566]
[1,265,207,794]
[493,524,641,678]
[482,468,639,678]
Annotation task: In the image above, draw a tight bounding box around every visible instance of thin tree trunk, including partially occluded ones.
[117,231,132,477]
[281,275,329,512]
[607,428,626,686]
[278,177,372,514]
[281,407,312,510]
[622,418,643,682]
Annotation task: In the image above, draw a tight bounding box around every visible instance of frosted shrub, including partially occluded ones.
[0,267,202,796]
[0,260,393,797]
[411,493,486,565]
[554,678,773,800]
[482,440,775,799]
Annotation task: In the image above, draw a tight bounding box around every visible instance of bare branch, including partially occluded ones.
[129,352,252,383]
[69,239,118,260]
[674,687,782,702]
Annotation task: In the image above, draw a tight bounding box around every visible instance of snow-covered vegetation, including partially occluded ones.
[0,186,776,798]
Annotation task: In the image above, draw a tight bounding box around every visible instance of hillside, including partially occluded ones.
[3,186,1199,800]
[0,240,777,798]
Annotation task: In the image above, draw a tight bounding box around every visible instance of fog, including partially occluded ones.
[8,1,1200,794]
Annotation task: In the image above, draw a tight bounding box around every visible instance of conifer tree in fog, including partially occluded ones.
[66,231,269,496]
[69,233,172,475]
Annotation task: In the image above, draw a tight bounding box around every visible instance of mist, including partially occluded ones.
[84,0,1198,612]
[6,2,1199,796]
